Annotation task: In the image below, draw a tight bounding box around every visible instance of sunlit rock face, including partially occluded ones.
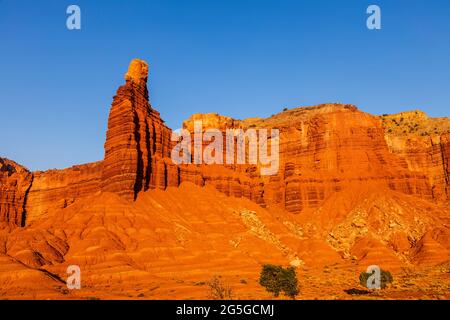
[101,59,172,200]
[0,158,32,228]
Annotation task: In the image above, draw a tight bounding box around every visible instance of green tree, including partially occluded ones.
[259,264,299,299]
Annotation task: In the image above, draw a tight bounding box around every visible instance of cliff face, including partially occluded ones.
[181,105,438,213]
[443,133,450,196]
[25,162,103,224]
[0,158,32,228]
[382,112,450,201]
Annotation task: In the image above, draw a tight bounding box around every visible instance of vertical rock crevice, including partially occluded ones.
[20,173,34,227]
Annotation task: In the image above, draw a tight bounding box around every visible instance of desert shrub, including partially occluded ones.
[207,276,233,300]
[283,107,288,112]
[259,264,299,299]
[359,268,393,289]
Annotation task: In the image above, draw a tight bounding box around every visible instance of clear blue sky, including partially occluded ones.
[1,0,449,171]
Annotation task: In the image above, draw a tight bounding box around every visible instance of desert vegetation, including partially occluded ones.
[259,264,299,299]
[359,269,393,289]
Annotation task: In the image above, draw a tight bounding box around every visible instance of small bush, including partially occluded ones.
[283,107,289,112]
[359,268,393,289]
[207,276,233,300]
[259,264,299,299]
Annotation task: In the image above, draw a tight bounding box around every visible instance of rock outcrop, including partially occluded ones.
[0,158,32,228]
[25,162,103,224]
[382,112,450,201]
[101,59,172,200]
[181,105,439,213]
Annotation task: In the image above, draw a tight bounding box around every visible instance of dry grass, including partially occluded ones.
[207,276,233,300]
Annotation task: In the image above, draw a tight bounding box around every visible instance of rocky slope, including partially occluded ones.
[0,59,449,299]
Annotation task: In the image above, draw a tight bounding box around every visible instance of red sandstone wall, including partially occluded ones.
[441,133,450,197]
[25,162,102,224]
[180,106,434,213]
[0,158,32,228]
[101,59,172,200]
[385,132,450,201]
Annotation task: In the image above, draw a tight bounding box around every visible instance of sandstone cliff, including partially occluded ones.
[382,111,450,200]
[101,59,172,200]
[181,105,446,213]
[0,158,32,228]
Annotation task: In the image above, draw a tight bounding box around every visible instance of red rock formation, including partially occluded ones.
[25,161,102,224]
[101,59,172,200]
[382,112,450,201]
[441,133,450,197]
[181,106,435,213]
[0,158,32,228]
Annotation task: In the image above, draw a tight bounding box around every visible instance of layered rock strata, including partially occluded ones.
[1,59,449,228]
[0,158,33,228]
[101,59,172,200]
